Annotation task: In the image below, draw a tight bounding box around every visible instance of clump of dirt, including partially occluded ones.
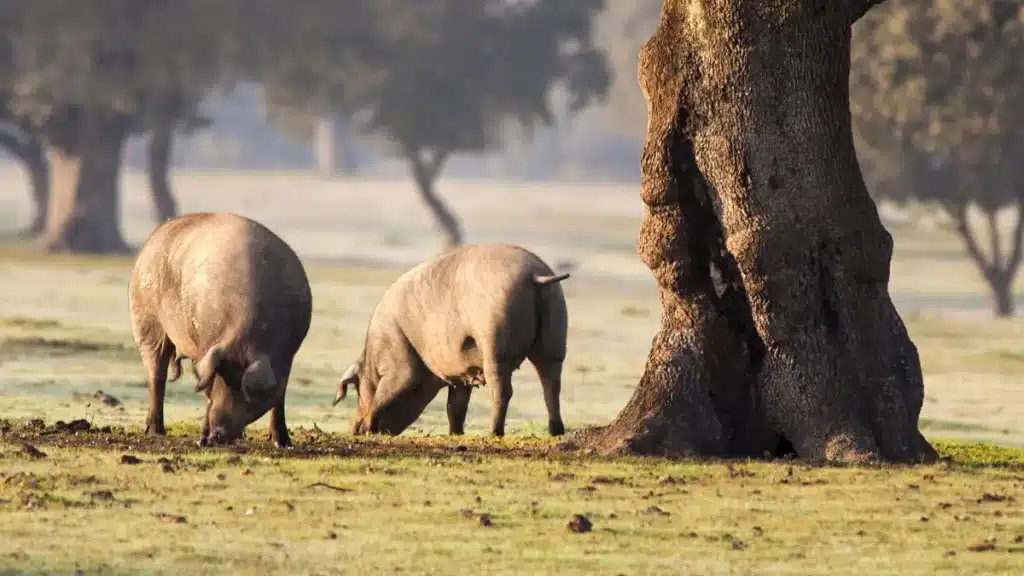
[977,493,1015,504]
[45,419,93,434]
[154,512,187,524]
[567,514,592,533]
[87,489,116,502]
[639,505,670,517]
[4,472,42,490]
[93,390,122,407]
[19,443,46,459]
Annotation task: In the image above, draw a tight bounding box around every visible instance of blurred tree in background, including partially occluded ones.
[262,0,610,248]
[0,0,226,252]
[851,0,1024,315]
[0,0,609,253]
[590,0,660,142]
[0,0,1022,309]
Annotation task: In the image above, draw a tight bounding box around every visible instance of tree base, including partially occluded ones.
[560,421,938,464]
[39,221,131,255]
[19,217,45,239]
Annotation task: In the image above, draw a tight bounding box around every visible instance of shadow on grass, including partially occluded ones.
[0,236,138,268]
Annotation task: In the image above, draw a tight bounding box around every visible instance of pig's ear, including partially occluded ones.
[193,346,224,393]
[241,355,278,402]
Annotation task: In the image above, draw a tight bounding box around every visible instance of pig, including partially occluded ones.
[127,212,312,448]
[332,243,569,437]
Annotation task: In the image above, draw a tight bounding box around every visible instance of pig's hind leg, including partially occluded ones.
[132,320,175,436]
[529,356,565,436]
[446,384,472,435]
[484,361,514,437]
[268,359,294,449]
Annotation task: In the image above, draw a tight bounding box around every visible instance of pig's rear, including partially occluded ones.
[132,213,310,360]
[395,243,568,379]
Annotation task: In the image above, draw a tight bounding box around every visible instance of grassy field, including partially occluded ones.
[0,425,1023,575]
[1,169,1024,573]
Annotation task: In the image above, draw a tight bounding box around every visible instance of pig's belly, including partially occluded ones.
[157,306,205,359]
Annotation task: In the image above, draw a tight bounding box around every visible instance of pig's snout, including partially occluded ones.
[208,426,239,445]
[351,417,375,436]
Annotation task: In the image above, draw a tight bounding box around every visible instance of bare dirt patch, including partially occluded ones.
[1,418,559,462]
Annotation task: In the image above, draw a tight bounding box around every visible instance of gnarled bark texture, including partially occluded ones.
[564,0,937,463]
[40,110,130,254]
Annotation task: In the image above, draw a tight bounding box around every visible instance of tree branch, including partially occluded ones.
[407,146,449,184]
[986,208,1003,276]
[0,127,28,159]
[849,0,888,25]
[947,201,996,282]
[406,145,461,248]
[1004,200,1024,286]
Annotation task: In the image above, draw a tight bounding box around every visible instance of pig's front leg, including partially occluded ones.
[198,395,212,446]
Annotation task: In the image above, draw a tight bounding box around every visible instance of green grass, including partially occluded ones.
[0,431,1022,576]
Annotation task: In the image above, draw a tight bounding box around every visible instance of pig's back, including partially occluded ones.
[132,213,310,356]
[385,244,552,378]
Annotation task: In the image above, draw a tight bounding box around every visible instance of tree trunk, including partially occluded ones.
[0,128,50,236]
[39,112,130,254]
[409,149,462,249]
[990,277,1014,317]
[147,118,178,223]
[562,0,936,463]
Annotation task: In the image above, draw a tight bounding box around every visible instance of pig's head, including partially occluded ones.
[194,348,280,445]
[332,356,442,436]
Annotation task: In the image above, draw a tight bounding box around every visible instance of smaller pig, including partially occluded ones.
[333,243,569,437]
[128,212,312,447]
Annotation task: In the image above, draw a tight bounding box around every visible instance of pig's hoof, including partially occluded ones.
[274,437,293,449]
[549,420,566,436]
[198,435,210,447]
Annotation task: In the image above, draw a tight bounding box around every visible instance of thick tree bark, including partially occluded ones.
[950,202,1022,317]
[147,117,178,223]
[0,127,50,236]
[39,111,130,254]
[408,148,462,249]
[563,0,936,463]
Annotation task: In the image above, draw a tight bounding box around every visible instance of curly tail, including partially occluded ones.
[532,273,570,286]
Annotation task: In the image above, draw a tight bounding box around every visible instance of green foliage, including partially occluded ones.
[852,0,1024,210]
[262,0,611,165]
[0,0,230,135]
[851,1,1024,313]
